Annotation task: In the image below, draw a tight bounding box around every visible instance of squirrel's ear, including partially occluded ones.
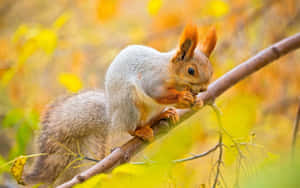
[172,24,198,63]
[199,26,217,57]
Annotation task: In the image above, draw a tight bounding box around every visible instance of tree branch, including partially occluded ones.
[57,32,300,188]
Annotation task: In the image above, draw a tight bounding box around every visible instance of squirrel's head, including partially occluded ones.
[169,24,217,95]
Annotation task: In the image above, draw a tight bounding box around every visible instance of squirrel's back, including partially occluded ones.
[105,45,171,85]
[105,45,172,131]
[24,90,109,186]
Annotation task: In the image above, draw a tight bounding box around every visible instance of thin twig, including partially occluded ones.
[229,142,264,149]
[212,134,223,188]
[210,103,244,158]
[130,143,220,165]
[220,171,228,188]
[210,101,224,188]
[291,98,300,158]
[57,33,300,188]
[173,144,220,163]
[78,155,100,163]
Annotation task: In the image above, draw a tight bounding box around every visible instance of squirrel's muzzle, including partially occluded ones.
[190,84,208,95]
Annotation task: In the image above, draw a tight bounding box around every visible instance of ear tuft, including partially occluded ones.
[199,26,217,57]
[172,24,198,63]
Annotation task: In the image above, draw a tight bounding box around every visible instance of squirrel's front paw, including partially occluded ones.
[159,107,179,124]
[192,98,204,110]
[176,91,194,109]
[133,126,154,141]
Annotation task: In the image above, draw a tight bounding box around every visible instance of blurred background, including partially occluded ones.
[0,0,299,187]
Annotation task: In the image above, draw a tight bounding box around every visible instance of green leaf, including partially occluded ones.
[243,159,300,188]
[2,109,23,128]
[0,155,9,173]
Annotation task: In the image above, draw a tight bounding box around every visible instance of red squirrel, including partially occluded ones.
[23,24,217,186]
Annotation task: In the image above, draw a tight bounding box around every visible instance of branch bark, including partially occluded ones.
[57,32,300,188]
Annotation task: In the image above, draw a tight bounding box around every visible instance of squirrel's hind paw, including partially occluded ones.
[133,126,154,141]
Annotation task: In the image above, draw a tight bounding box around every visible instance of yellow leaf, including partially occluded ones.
[12,25,28,43]
[36,29,57,55]
[206,0,229,18]
[10,156,27,185]
[53,12,71,30]
[58,73,83,92]
[147,0,162,16]
[74,173,109,188]
[112,163,145,176]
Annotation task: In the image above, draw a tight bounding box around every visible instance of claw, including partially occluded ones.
[192,98,204,110]
[177,91,194,108]
[160,108,179,124]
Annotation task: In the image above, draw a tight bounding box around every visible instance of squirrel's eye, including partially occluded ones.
[188,67,195,75]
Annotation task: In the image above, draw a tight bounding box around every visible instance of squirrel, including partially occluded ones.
[23,91,109,186]
[23,24,217,186]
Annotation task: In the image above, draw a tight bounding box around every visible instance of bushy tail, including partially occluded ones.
[24,154,70,185]
[23,90,109,186]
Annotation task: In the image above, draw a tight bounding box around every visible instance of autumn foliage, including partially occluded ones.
[0,0,300,187]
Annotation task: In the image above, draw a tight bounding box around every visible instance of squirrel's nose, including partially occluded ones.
[199,88,207,92]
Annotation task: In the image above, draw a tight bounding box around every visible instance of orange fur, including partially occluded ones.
[154,88,183,104]
[132,108,179,141]
[134,125,154,141]
[199,26,217,57]
[154,88,194,109]
[134,97,149,124]
[172,24,199,62]
[155,108,179,124]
